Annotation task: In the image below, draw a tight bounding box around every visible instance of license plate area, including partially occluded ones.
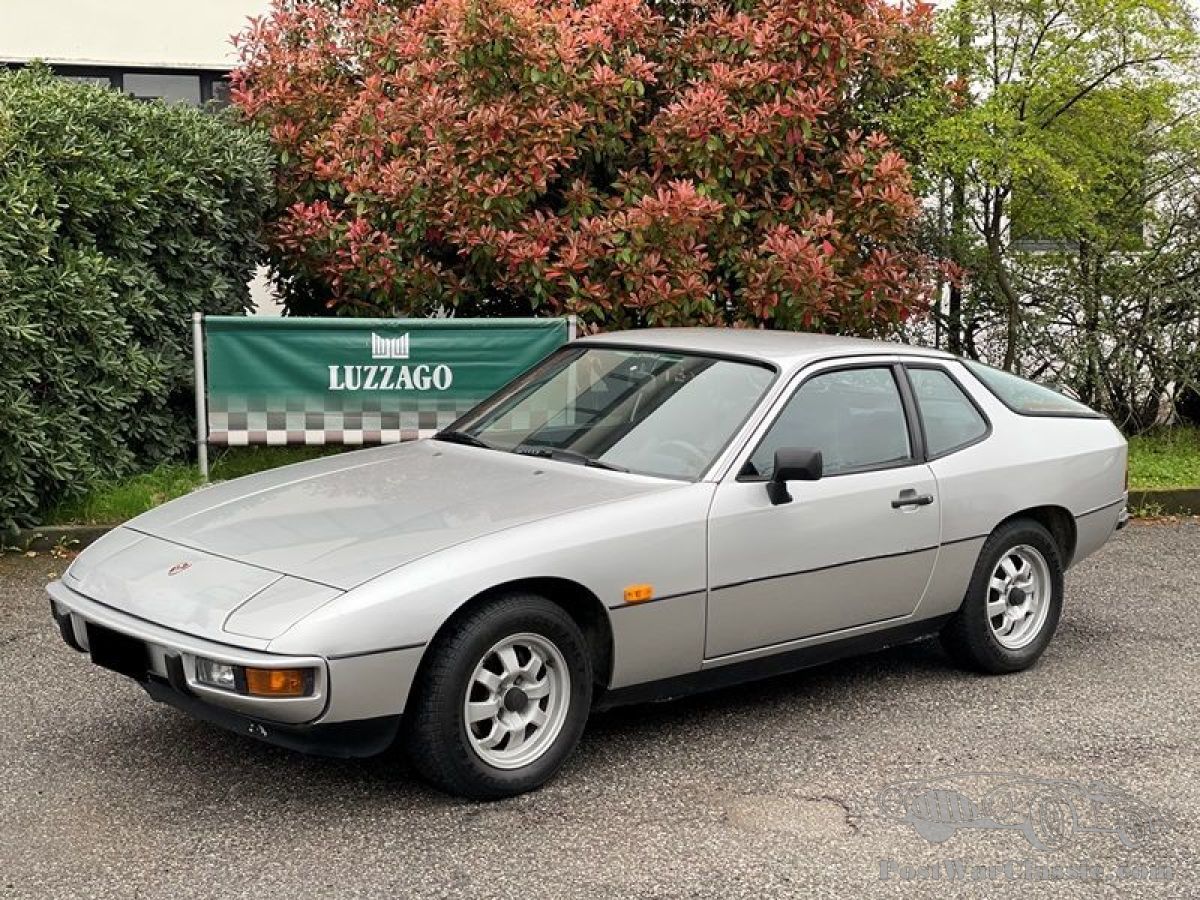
[86,623,149,682]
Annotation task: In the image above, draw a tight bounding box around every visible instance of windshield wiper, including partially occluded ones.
[433,429,494,450]
[514,445,629,473]
[582,457,631,472]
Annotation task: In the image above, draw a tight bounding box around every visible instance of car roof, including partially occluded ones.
[575,327,954,368]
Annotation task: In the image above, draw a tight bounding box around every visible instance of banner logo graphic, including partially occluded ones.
[371,332,410,360]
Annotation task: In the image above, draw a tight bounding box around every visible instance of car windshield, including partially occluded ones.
[442,346,776,480]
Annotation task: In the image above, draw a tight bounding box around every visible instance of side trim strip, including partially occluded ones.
[1076,497,1126,519]
[326,642,426,661]
[595,614,953,711]
[705,613,910,661]
[712,544,940,593]
[606,589,704,612]
[940,532,989,548]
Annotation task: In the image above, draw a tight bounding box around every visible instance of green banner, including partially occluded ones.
[203,317,569,445]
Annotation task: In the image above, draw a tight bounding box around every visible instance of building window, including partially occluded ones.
[12,64,231,111]
[123,72,202,106]
[207,77,232,108]
[60,74,116,89]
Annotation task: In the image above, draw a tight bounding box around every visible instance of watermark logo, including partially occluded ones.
[371,332,410,360]
[877,857,1174,884]
[877,772,1161,851]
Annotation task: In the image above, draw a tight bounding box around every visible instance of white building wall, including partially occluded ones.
[2,0,283,314]
[0,0,271,69]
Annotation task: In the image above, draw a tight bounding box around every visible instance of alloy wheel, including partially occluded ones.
[986,544,1052,650]
[463,632,571,769]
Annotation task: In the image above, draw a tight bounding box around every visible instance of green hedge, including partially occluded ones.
[0,67,273,532]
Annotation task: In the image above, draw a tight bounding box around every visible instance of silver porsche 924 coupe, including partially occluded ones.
[49,329,1128,798]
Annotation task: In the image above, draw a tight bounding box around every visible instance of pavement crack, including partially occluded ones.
[802,794,862,833]
[0,628,38,651]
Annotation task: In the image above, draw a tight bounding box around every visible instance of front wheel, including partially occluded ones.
[403,593,592,799]
[941,519,1064,673]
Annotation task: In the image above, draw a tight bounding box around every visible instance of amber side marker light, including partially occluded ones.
[623,584,654,604]
[244,667,311,698]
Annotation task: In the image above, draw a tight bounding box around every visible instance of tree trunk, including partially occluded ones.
[948,174,965,355]
[983,193,1021,371]
[1078,240,1101,409]
[946,15,971,357]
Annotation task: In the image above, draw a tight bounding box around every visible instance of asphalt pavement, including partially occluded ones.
[1,522,1197,899]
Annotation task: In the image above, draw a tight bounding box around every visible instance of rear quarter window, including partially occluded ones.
[963,361,1103,418]
[907,367,989,456]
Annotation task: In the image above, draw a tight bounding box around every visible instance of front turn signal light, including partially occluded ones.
[244,667,311,698]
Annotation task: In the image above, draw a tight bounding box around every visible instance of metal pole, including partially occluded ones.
[192,311,209,481]
[565,315,578,425]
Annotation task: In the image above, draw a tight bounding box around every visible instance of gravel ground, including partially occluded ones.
[1,522,1197,899]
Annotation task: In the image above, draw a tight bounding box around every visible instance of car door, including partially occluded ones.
[705,360,941,659]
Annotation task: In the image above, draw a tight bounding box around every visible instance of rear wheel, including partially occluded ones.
[941,519,1064,673]
[404,593,592,799]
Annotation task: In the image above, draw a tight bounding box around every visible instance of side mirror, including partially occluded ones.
[766,448,823,505]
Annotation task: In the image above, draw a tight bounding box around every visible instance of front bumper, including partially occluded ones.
[141,674,400,758]
[47,580,406,758]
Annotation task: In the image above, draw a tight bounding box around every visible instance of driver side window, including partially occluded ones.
[746,366,912,478]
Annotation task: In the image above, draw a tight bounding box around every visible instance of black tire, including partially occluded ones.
[403,592,592,800]
[941,518,1064,674]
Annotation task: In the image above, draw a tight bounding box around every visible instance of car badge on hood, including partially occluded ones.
[167,562,192,577]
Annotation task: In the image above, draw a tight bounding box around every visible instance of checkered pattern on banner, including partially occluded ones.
[206,394,482,446]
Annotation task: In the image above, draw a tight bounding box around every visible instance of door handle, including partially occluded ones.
[892,489,934,509]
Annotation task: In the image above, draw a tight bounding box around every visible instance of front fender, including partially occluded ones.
[267,482,716,693]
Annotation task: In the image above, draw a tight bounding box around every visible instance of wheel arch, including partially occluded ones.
[994,505,1077,567]
[421,576,615,694]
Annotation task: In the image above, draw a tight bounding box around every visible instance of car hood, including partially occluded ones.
[62,528,339,644]
[121,441,674,591]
